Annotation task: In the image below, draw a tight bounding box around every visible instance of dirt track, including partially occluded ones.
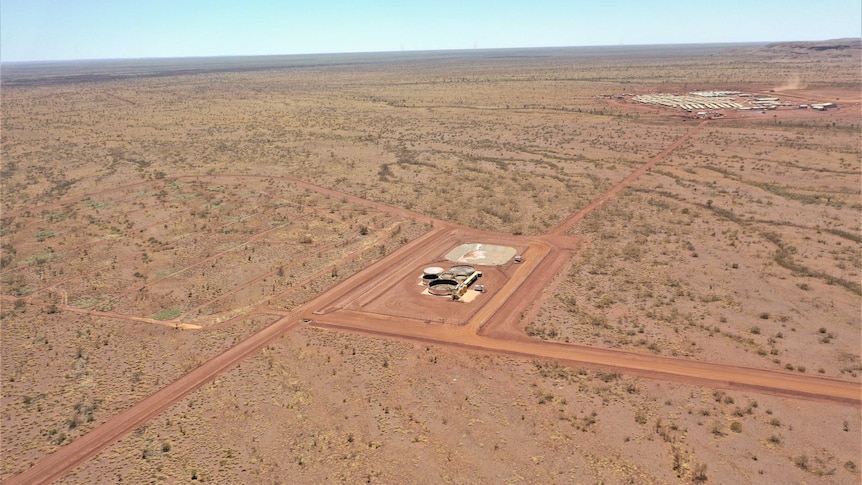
[298,227,861,405]
[550,120,708,235]
[4,314,299,485]
[6,115,860,485]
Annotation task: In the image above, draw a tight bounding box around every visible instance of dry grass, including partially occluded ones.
[2,42,860,483]
[55,330,861,484]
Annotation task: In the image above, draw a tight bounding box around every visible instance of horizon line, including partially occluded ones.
[3,38,859,65]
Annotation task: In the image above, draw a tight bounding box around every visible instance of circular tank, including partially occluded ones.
[423,266,445,276]
[428,279,458,296]
[439,272,455,280]
[449,265,475,276]
[421,273,439,283]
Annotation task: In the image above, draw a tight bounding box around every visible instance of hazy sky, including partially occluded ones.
[2,0,860,62]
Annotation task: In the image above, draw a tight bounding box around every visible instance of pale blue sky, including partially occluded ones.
[2,0,860,62]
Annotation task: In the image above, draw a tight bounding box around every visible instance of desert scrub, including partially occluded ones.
[152,308,182,320]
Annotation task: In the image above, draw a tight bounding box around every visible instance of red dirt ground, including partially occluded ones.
[7,103,859,485]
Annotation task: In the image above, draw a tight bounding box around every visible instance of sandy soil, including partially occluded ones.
[2,42,860,484]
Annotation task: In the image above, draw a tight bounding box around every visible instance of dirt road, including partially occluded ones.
[4,314,300,485]
[303,317,861,405]
[550,120,708,235]
[297,226,861,405]
[7,116,860,485]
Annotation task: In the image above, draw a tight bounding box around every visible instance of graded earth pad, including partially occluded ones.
[304,229,538,326]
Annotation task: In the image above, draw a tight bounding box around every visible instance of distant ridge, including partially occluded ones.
[764,38,862,51]
[723,38,862,61]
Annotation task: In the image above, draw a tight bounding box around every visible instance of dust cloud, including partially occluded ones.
[775,74,806,91]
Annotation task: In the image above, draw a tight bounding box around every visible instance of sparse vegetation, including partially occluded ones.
[152,308,182,321]
[1,42,859,484]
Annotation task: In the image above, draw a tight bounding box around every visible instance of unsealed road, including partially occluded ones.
[7,118,860,485]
